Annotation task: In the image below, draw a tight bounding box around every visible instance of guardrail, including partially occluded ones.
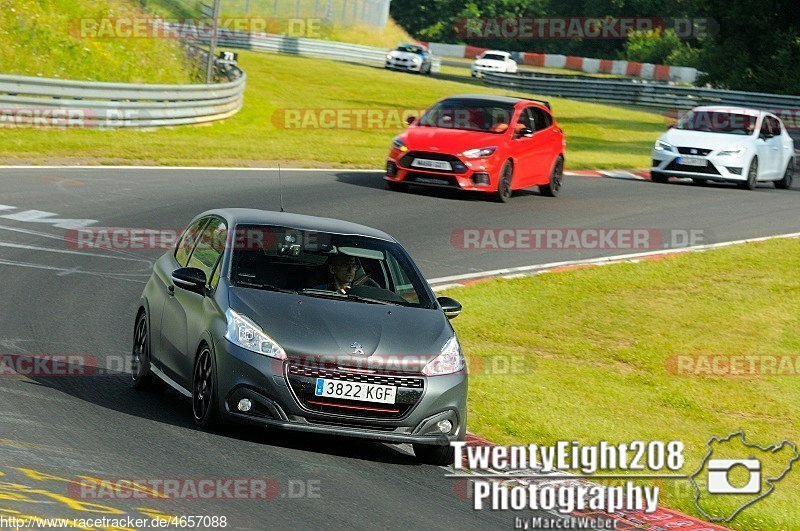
[0,50,245,128]
[482,72,800,147]
[481,72,800,112]
[210,30,441,72]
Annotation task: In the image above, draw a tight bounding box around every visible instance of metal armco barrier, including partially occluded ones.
[209,30,441,72]
[482,72,800,148]
[481,72,800,112]
[0,56,246,128]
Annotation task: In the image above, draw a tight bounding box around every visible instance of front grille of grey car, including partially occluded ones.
[286,361,425,419]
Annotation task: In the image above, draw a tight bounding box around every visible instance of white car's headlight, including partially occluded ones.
[462,147,497,158]
[225,309,286,359]
[718,148,744,158]
[412,56,422,63]
[386,54,393,60]
[655,140,674,152]
[422,336,465,376]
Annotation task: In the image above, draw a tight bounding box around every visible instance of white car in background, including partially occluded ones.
[651,106,795,190]
[385,43,433,75]
[471,50,518,77]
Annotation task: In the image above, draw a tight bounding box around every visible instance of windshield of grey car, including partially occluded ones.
[228,224,435,308]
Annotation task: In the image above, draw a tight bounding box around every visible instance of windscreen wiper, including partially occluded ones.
[237,281,297,294]
[298,288,395,305]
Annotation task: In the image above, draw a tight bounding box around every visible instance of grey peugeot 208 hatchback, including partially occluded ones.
[132,209,466,465]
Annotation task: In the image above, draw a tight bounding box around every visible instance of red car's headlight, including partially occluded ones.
[462,147,497,159]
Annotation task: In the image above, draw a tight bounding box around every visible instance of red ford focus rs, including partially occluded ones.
[385,94,566,202]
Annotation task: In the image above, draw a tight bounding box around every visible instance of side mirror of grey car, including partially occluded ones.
[437,296,462,319]
[172,267,207,295]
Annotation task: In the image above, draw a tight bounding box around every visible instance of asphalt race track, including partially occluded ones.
[1,167,799,528]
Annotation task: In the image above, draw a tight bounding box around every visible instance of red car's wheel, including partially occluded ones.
[495,161,513,203]
[540,156,564,197]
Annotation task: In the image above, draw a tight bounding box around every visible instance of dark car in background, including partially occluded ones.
[132,209,466,465]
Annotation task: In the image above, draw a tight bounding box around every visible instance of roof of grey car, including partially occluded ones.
[199,209,396,242]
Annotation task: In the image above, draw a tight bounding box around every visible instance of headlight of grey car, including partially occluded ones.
[225,308,286,359]
[422,336,465,376]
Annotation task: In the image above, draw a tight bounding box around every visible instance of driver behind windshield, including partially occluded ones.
[316,254,358,294]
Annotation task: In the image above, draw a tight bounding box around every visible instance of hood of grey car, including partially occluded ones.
[228,287,453,373]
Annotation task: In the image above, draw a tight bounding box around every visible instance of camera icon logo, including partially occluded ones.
[706,458,761,494]
[690,431,798,522]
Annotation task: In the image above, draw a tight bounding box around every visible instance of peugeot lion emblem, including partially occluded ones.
[350,342,365,355]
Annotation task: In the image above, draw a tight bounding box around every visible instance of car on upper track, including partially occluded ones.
[471,50,518,77]
[385,43,433,75]
[651,106,795,189]
[132,209,466,465]
[385,94,566,202]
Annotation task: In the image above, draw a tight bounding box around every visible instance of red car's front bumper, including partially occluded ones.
[385,148,504,192]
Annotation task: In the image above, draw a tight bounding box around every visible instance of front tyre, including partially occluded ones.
[540,156,564,197]
[413,443,455,466]
[386,180,408,192]
[739,158,758,190]
[651,171,668,184]
[192,345,221,429]
[495,161,513,203]
[131,311,155,390]
[775,159,794,189]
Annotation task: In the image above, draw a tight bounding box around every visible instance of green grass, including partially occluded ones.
[0,50,664,168]
[442,238,800,530]
[0,0,193,83]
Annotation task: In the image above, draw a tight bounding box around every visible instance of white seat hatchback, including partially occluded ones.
[651,106,795,190]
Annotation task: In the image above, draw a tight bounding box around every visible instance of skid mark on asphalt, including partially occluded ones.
[0,258,148,283]
[0,210,97,230]
[0,224,157,264]
[0,465,242,530]
[37,176,84,187]
[0,206,158,282]
[0,242,151,263]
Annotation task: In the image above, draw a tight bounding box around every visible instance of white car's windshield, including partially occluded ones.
[481,54,507,61]
[396,45,423,54]
[677,111,757,135]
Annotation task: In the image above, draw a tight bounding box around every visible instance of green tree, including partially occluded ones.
[624,28,699,66]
